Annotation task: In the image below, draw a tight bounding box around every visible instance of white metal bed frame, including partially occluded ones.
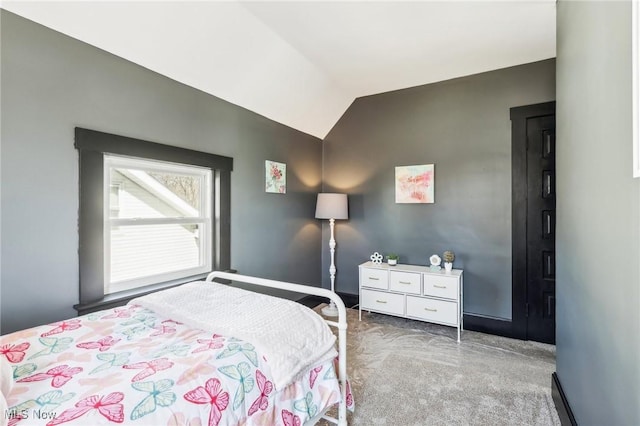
[205,271,349,426]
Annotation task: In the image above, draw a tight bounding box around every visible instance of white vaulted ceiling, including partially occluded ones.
[1,1,556,139]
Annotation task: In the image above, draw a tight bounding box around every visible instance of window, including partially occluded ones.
[75,128,233,312]
[105,156,212,294]
[109,183,121,217]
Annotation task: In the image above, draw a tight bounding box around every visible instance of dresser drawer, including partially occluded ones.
[389,271,421,295]
[406,296,458,326]
[423,274,458,300]
[361,289,404,316]
[360,267,389,290]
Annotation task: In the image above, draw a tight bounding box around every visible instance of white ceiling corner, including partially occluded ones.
[1,1,556,139]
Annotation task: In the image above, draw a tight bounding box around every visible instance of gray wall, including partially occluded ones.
[0,11,322,334]
[556,1,640,424]
[322,60,555,319]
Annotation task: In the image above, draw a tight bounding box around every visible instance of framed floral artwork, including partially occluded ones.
[265,160,286,193]
[395,164,434,203]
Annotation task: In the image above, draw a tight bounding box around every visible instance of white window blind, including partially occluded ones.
[104,155,212,294]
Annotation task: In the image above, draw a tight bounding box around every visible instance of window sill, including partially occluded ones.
[73,273,209,316]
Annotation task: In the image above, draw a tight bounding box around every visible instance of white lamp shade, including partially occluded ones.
[315,193,348,220]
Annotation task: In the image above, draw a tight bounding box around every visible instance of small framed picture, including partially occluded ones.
[395,164,434,203]
[265,160,286,194]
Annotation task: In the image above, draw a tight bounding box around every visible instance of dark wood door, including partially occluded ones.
[525,115,556,344]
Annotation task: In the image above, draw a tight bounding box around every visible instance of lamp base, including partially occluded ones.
[321,302,339,317]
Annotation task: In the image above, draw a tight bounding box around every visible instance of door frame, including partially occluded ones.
[510,101,556,340]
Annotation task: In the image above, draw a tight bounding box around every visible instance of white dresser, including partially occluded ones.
[359,261,464,342]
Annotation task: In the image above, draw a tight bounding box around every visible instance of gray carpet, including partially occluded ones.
[316,306,560,426]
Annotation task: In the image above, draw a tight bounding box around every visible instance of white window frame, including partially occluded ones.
[104,155,213,294]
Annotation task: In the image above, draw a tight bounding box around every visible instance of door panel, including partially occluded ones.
[526,115,556,344]
[542,210,554,239]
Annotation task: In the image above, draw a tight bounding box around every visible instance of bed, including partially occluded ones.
[0,271,352,426]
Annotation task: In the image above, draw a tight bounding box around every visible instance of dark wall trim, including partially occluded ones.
[298,292,360,310]
[552,372,578,426]
[337,292,359,309]
[75,269,239,315]
[75,128,233,171]
[297,295,327,309]
[510,101,556,339]
[74,280,190,316]
[463,313,519,339]
[78,149,105,304]
[217,169,232,270]
[75,128,233,307]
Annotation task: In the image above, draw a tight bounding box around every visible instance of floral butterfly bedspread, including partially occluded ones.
[0,304,353,426]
